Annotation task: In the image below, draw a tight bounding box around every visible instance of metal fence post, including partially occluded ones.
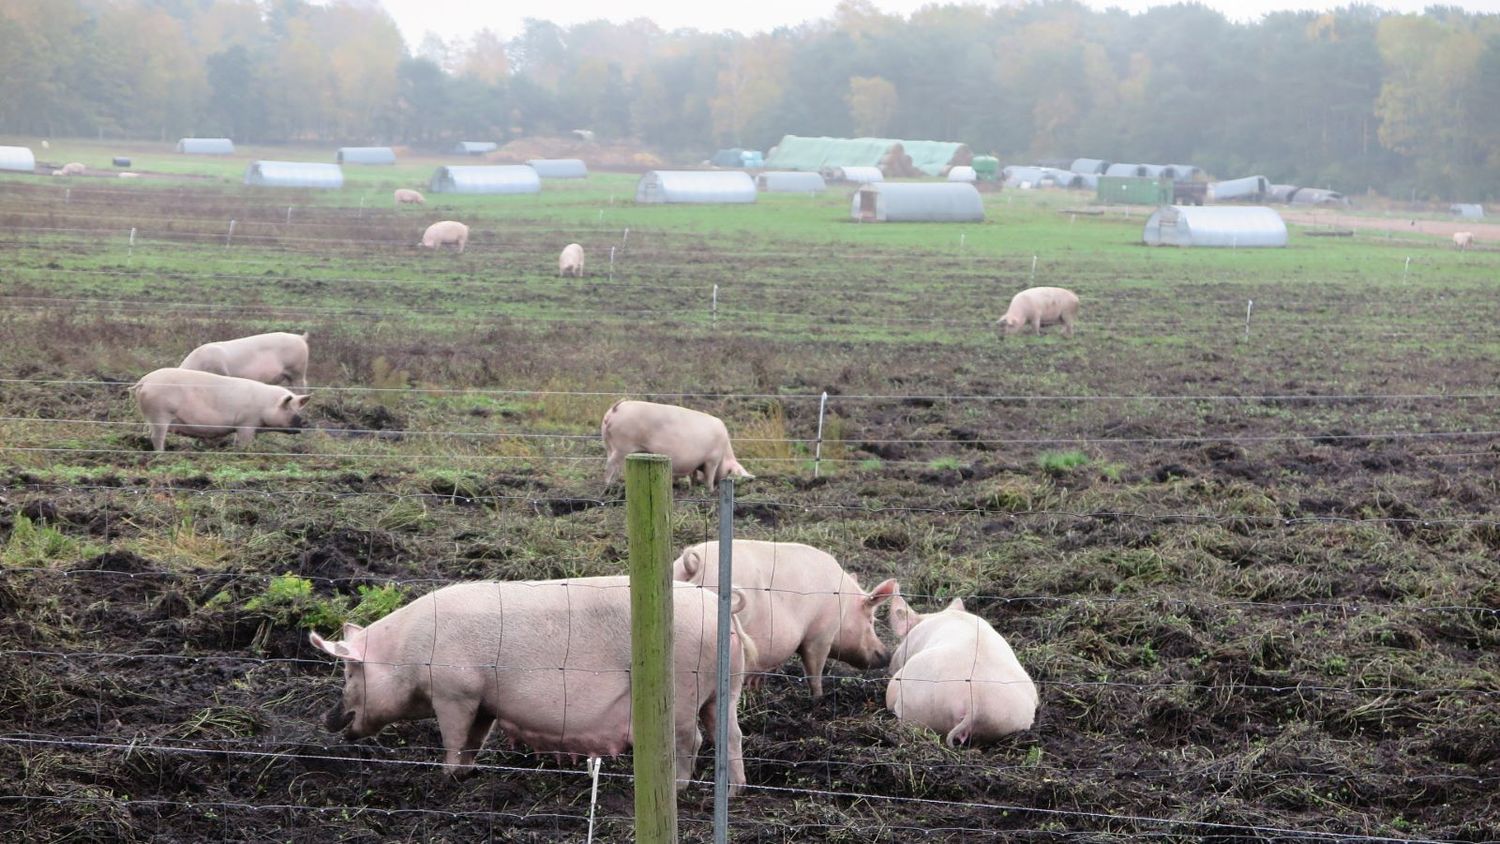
[813,391,829,479]
[713,477,735,843]
[626,453,677,844]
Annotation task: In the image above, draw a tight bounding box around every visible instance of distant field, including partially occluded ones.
[1,138,1497,842]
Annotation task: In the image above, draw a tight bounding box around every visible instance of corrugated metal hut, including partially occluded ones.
[1097,176,1172,205]
[1290,188,1348,207]
[1143,206,1287,248]
[177,138,235,155]
[1105,163,1146,177]
[1070,158,1111,175]
[430,165,541,195]
[337,147,396,165]
[1450,203,1485,219]
[1139,164,1170,179]
[1072,173,1100,190]
[1006,166,1079,188]
[1208,176,1269,202]
[1163,164,1202,181]
[244,161,344,189]
[451,141,498,155]
[1268,184,1300,203]
[851,183,984,222]
[0,145,36,172]
[527,159,588,179]
[757,171,826,193]
[635,171,756,204]
[826,166,884,184]
[947,166,977,183]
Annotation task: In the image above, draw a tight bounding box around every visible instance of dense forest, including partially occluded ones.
[2,0,1498,199]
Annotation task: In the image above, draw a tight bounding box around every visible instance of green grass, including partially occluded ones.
[1038,450,1091,475]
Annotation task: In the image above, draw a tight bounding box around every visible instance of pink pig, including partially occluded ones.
[601,399,754,487]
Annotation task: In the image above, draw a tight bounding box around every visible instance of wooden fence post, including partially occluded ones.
[626,453,677,843]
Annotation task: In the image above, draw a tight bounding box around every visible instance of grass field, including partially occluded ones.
[1,139,1497,842]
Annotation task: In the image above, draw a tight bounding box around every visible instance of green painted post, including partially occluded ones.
[626,453,678,843]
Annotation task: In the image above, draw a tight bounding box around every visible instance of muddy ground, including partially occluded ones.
[0,184,1497,842]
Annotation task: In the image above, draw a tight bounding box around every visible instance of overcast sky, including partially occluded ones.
[379,0,1498,48]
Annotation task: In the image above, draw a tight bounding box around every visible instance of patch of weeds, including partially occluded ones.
[928,456,963,471]
[858,457,883,471]
[244,573,344,632]
[347,583,408,626]
[1038,450,1090,475]
[2,514,99,568]
[1097,462,1126,481]
[735,400,794,464]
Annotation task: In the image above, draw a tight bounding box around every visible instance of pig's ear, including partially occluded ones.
[888,596,917,637]
[293,394,311,409]
[947,597,966,612]
[866,578,899,607]
[309,631,366,662]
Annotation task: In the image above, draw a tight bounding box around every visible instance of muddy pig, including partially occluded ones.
[600,399,754,487]
[132,367,310,452]
[673,540,898,699]
[179,331,309,391]
[885,589,1037,745]
[996,286,1079,337]
[309,576,752,791]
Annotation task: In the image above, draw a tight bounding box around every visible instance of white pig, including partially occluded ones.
[59,162,86,176]
[132,367,311,452]
[996,286,1079,337]
[394,188,425,206]
[600,399,754,487]
[885,589,1037,745]
[309,576,752,791]
[179,331,309,391]
[1453,232,1474,251]
[421,220,469,253]
[673,540,898,699]
[118,172,141,179]
[559,243,585,277]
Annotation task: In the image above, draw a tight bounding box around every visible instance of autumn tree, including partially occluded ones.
[846,76,897,137]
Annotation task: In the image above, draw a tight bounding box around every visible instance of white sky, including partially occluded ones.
[377,0,1500,48]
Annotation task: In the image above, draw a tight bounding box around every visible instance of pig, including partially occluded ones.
[308,576,752,792]
[600,399,754,487]
[178,331,309,391]
[996,286,1079,337]
[885,589,1037,746]
[131,367,311,452]
[59,162,86,176]
[673,540,898,699]
[394,188,425,206]
[1453,231,1474,251]
[421,220,469,253]
[118,172,141,179]
[559,242,585,277]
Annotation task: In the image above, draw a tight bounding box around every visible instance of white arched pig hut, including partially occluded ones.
[1070,158,1110,175]
[336,147,397,165]
[526,159,588,179]
[1208,175,1269,202]
[1143,206,1287,248]
[244,161,344,189]
[451,141,498,155]
[757,171,827,192]
[429,165,542,195]
[0,146,36,172]
[826,166,884,184]
[177,138,235,155]
[946,166,977,182]
[635,171,756,204]
[851,183,984,223]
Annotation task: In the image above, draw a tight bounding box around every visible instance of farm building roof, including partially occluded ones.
[526,159,588,179]
[1143,205,1287,248]
[851,183,984,223]
[336,147,396,165]
[635,170,756,204]
[430,165,541,195]
[244,161,344,189]
[0,145,36,172]
[757,171,827,192]
[177,138,234,155]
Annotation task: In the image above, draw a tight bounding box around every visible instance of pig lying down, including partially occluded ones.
[132,368,310,452]
[178,331,309,391]
[674,540,897,699]
[885,589,1037,745]
[309,576,753,792]
[601,399,754,487]
[996,286,1079,337]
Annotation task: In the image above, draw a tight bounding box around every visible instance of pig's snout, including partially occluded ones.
[869,648,891,669]
[287,413,307,432]
[325,707,355,734]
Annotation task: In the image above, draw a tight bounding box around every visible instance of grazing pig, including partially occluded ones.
[885,589,1037,746]
[996,286,1079,337]
[673,540,898,699]
[559,242,585,277]
[394,188,425,206]
[600,399,754,487]
[1453,231,1474,251]
[179,331,309,391]
[132,367,311,452]
[308,576,751,792]
[59,162,86,176]
[421,220,469,253]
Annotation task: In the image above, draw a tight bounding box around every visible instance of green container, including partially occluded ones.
[1098,176,1172,205]
[971,156,999,181]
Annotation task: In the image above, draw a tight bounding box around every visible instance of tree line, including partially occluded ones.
[2,0,1497,200]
